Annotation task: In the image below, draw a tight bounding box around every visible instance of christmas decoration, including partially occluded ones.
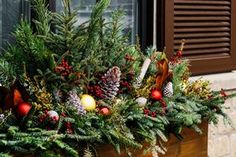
[176,50,182,57]
[47,110,59,122]
[67,90,86,115]
[163,82,174,97]
[100,107,110,116]
[101,66,121,100]
[0,79,29,111]
[135,97,148,107]
[87,85,104,99]
[156,59,170,90]
[0,0,234,157]
[176,39,185,57]
[182,80,213,100]
[0,114,4,121]
[151,89,163,100]
[54,59,73,77]
[13,89,24,106]
[17,102,31,117]
[221,88,228,98]
[134,58,151,88]
[80,94,96,111]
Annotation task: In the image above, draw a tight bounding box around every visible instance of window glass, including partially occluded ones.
[0,0,2,48]
[107,0,137,43]
[0,0,26,51]
[56,0,137,43]
[56,0,96,25]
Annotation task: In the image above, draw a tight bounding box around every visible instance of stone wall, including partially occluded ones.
[192,71,236,157]
[208,97,236,157]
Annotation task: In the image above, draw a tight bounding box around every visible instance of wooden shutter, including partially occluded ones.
[163,0,236,75]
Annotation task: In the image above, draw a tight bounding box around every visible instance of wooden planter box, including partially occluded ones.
[97,121,208,157]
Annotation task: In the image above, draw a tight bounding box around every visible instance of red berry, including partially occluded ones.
[143,109,150,115]
[17,102,31,117]
[100,107,110,116]
[176,50,182,57]
[61,112,66,117]
[151,90,162,100]
[151,112,157,117]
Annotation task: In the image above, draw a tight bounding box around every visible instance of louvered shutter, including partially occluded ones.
[164,0,236,74]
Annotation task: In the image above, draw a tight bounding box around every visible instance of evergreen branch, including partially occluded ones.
[32,0,52,36]
[82,0,111,59]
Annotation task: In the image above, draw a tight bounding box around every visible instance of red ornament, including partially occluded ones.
[17,102,31,117]
[100,107,110,116]
[176,50,182,57]
[151,89,162,100]
[47,110,59,122]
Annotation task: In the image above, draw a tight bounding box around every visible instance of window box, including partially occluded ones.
[96,121,208,157]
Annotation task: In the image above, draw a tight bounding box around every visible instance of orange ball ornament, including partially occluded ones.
[17,102,31,117]
[151,89,162,100]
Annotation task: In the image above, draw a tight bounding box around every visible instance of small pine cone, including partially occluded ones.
[67,90,86,115]
[163,82,174,97]
[101,66,121,100]
[76,103,86,115]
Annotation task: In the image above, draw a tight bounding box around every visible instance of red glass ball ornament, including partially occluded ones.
[17,102,31,117]
[100,107,110,116]
[151,90,163,100]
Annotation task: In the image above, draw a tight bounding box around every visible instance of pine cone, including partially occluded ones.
[163,82,174,97]
[101,66,121,100]
[67,90,86,115]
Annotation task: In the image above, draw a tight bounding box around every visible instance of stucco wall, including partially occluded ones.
[192,71,236,157]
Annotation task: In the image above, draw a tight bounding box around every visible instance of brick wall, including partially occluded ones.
[192,71,236,157]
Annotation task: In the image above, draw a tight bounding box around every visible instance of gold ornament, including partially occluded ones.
[80,94,96,111]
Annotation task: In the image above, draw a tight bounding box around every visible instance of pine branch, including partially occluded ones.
[32,0,52,36]
[0,59,15,85]
[82,0,111,59]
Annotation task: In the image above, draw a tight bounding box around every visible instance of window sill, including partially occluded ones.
[191,71,236,91]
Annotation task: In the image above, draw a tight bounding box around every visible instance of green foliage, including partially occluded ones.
[172,60,189,92]
[4,21,51,77]
[32,0,52,36]
[0,59,15,86]
[0,126,78,157]
[46,1,83,54]
[83,0,111,58]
